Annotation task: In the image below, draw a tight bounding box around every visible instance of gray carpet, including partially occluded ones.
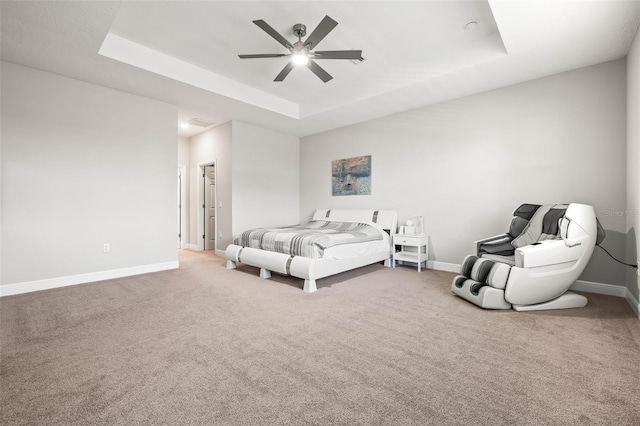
[1,249,639,425]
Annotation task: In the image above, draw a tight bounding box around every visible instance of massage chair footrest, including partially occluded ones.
[451,276,512,310]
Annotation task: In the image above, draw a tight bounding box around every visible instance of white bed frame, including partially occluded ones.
[224,209,398,293]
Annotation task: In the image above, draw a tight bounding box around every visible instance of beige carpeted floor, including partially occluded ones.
[1,249,639,425]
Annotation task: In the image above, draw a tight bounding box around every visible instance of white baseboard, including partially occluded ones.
[429,260,460,273]
[570,279,627,298]
[625,287,640,319]
[187,244,200,251]
[570,282,640,320]
[215,249,226,257]
[0,261,179,297]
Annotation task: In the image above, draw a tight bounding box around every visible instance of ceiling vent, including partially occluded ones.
[188,118,214,127]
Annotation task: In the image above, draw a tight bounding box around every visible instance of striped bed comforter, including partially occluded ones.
[233,220,385,259]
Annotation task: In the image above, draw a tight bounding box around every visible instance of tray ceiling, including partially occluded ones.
[1,1,639,137]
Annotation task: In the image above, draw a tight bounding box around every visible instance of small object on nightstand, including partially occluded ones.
[393,233,429,272]
[404,216,424,235]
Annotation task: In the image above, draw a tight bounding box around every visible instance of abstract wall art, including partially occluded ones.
[331,155,371,196]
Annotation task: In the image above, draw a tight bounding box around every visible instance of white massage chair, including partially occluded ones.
[451,203,601,311]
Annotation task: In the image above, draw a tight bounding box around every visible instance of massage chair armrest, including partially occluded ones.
[514,237,587,268]
[475,233,511,254]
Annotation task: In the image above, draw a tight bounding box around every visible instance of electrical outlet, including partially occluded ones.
[103,243,111,253]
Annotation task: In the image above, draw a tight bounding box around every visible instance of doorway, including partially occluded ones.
[203,164,217,251]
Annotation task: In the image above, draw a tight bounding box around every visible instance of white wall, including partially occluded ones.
[1,62,178,290]
[178,136,190,247]
[231,121,300,235]
[627,23,640,309]
[188,122,232,250]
[185,121,299,251]
[301,60,627,285]
[178,136,190,166]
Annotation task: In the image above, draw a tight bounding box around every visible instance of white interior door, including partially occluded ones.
[204,165,216,250]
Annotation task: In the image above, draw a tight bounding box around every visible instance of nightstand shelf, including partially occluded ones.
[393,234,429,272]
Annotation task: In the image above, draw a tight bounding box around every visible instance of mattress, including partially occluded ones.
[233,220,391,260]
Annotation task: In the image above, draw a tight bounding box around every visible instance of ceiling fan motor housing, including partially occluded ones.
[293,23,306,38]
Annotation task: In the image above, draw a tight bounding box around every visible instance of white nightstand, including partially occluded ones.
[393,234,429,272]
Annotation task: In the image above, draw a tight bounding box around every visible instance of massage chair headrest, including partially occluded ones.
[512,204,541,220]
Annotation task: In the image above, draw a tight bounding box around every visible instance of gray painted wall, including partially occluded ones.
[1,62,178,285]
[186,121,299,252]
[231,121,300,236]
[300,59,627,286]
[178,136,190,166]
[627,25,640,304]
[188,122,232,250]
[178,135,190,247]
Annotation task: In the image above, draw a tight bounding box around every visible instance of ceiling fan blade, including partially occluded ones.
[303,15,338,50]
[313,50,362,60]
[306,60,333,83]
[253,20,293,50]
[238,53,289,59]
[274,62,295,82]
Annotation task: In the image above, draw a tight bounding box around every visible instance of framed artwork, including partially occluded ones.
[331,155,371,196]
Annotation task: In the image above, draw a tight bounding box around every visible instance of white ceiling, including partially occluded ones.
[2,1,639,138]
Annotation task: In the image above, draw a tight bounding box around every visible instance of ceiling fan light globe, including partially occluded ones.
[292,53,309,65]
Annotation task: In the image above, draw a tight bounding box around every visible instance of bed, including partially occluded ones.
[224,209,398,292]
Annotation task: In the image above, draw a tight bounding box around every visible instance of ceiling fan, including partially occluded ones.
[238,15,363,83]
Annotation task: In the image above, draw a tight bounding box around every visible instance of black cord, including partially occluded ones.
[597,244,638,268]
